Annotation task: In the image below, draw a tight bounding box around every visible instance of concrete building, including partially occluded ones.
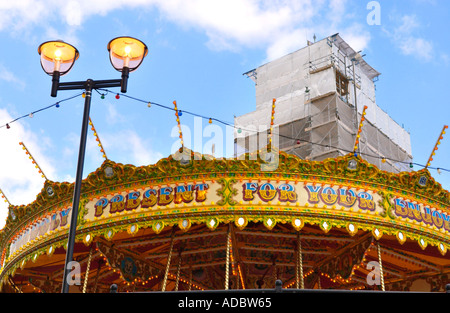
[235,33,412,173]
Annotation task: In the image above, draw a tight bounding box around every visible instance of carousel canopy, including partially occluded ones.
[0,149,449,292]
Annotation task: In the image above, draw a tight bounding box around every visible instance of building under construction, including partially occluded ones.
[235,33,412,173]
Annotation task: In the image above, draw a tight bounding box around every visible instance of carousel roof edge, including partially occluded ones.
[0,148,448,240]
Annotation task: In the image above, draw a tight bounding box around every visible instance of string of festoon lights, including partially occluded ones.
[0,89,449,175]
[100,89,450,175]
[0,92,82,130]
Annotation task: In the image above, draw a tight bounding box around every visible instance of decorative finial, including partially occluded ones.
[89,117,108,161]
[425,125,448,169]
[19,142,48,180]
[269,98,276,150]
[0,188,11,206]
[173,100,184,149]
[354,105,368,156]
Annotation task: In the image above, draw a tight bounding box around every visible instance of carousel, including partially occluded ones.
[0,104,449,294]
[0,145,449,293]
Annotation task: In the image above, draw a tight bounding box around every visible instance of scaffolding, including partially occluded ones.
[235,34,412,173]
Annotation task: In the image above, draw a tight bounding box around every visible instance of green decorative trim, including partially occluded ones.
[378,191,396,219]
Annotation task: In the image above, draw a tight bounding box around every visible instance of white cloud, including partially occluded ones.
[0,113,162,228]
[89,128,163,166]
[103,102,126,125]
[265,28,311,62]
[398,37,433,61]
[61,0,83,26]
[154,0,315,48]
[0,109,57,228]
[0,0,370,61]
[339,24,371,54]
[0,1,47,32]
[0,64,25,90]
[441,53,450,66]
[383,14,434,61]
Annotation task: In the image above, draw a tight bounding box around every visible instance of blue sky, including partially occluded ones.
[0,0,449,228]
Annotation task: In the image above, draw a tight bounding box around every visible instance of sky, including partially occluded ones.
[0,0,449,228]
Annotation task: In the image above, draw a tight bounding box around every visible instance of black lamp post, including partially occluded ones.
[38,37,148,293]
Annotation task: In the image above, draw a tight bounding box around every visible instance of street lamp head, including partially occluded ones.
[107,36,148,72]
[38,40,79,97]
[38,40,79,76]
[107,36,147,93]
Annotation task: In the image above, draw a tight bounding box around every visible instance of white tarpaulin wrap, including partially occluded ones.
[237,34,412,173]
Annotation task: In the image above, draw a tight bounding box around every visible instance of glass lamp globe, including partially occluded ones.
[38,40,79,75]
[107,36,148,72]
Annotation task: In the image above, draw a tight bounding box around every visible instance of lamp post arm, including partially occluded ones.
[57,79,122,91]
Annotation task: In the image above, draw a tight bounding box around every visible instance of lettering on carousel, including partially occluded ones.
[93,183,209,217]
[242,182,297,202]
[304,185,375,211]
[393,198,450,232]
[9,207,72,256]
[241,182,375,211]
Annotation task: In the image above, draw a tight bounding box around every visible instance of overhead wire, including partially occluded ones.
[99,88,449,174]
[0,88,448,175]
[0,92,83,130]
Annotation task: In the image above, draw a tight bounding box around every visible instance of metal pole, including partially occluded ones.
[61,79,93,293]
[297,232,304,289]
[82,247,93,293]
[377,241,385,291]
[162,229,175,292]
[188,266,192,291]
[174,250,182,291]
[225,225,231,290]
[295,245,299,289]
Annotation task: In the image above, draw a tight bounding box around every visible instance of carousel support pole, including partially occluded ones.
[188,266,192,291]
[297,232,304,289]
[175,247,183,291]
[236,265,240,289]
[162,229,176,292]
[295,249,299,289]
[377,241,385,291]
[273,260,277,284]
[82,246,93,293]
[225,224,232,290]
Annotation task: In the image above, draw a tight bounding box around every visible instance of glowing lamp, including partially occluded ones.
[38,40,79,97]
[38,40,79,75]
[107,36,148,93]
[107,36,148,71]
